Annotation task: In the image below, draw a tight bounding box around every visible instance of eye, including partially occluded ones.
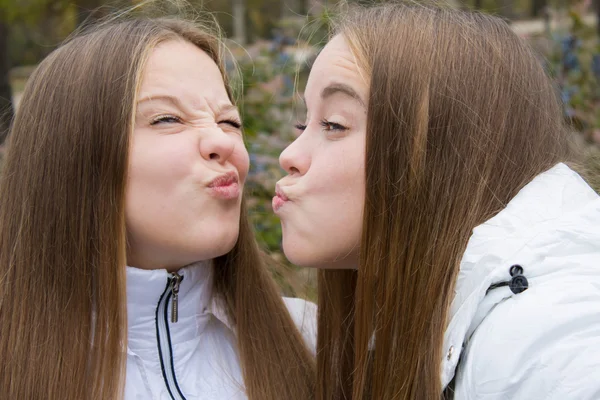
[219,119,242,129]
[150,114,182,125]
[294,123,307,132]
[319,119,348,132]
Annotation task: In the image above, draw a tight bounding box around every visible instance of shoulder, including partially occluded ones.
[282,297,318,355]
[454,278,600,400]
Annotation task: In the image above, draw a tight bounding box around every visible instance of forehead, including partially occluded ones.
[306,35,368,99]
[139,39,228,100]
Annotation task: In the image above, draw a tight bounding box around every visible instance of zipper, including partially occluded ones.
[171,272,182,323]
[155,271,186,400]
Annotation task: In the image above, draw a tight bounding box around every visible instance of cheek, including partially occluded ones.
[129,134,192,185]
[282,143,365,267]
[310,159,364,231]
[125,135,196,232]
[309,137,365,200]
[282,189,363,268]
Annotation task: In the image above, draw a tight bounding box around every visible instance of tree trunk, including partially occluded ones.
[299,0,307,16]
[232,0,247,45]
[595,0,600,37]
[0,21,13,144]
[474,0,483,9]
[531,0,547,18]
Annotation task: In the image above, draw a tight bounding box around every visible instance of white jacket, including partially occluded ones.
[124,262,316,400]
[441,163,600,399]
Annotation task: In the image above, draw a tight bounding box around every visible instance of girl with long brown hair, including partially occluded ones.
[275,3,600,399]
[0,15,315,400]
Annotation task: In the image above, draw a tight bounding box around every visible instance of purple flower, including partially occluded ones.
[592,54,600,79]
[563,52,579,71]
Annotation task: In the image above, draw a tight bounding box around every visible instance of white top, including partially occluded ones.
[441,163,600,399]
[124,262,316,399]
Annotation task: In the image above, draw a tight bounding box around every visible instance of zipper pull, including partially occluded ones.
[170,272,182,323]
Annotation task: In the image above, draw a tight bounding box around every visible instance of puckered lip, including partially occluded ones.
[207,171,238,188]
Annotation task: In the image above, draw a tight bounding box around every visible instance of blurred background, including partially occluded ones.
[0,0,598,298]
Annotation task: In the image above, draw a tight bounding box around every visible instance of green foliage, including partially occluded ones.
[545,8,600,144]
[0,0,66,24]
[583,145,600,193]
[230,41,304,252]
[2,0,131,67]
[224,33,321,297]
[6,5,76,66]
[226,11,331,258]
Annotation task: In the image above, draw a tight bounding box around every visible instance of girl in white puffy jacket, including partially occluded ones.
[0,16,315,400]
[274,3,600,399]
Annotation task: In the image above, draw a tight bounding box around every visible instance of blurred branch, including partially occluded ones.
[232,0,247,44]
[0,21,13,144]
[595,0,600,37]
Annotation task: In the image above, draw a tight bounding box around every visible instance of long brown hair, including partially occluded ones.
[317,3,573,399]
[0,17,314,400]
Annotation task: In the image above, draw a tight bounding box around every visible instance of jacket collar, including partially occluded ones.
[441,163,600,388]
[126,261,214,354]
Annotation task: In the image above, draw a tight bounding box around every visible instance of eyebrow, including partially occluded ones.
[320,83,366,107]
[217,103,239,114]
[136,94,238,115]
[137,94,181,108]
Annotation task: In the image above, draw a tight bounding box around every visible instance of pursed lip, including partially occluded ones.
[275,184,290,201]
[272,183,291,212]
[207,171,240,200]
[208,171,239,188]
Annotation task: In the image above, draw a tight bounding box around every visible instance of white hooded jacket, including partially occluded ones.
[441,163,600,399]
[124,262,316,400]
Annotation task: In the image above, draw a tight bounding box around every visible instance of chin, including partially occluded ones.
[209,225,240,257]
[283,237,358,270]
[284,252,354,270]
[282,240,325,269]
[283,251,313,268]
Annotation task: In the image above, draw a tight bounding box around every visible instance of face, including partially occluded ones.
[275,35,367,269]
[126,39,249,271]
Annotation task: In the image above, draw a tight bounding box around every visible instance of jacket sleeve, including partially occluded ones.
[282,297,318,355]
[453,279,600,400]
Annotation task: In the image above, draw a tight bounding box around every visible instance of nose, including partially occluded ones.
[199,128,236,164]
[279,134,310,176]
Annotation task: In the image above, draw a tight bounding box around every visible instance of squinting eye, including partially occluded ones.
[150,115,182,125]
[219,119,242,129]
[319,119,348,132]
